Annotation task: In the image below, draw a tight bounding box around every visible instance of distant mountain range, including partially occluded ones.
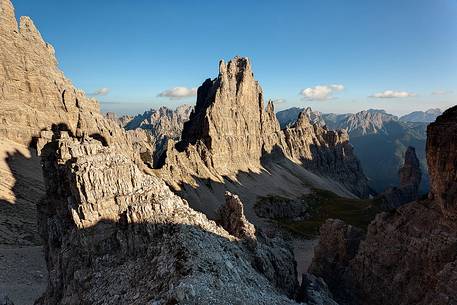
[399,108,442,122]
[115,105,438,194]
[276,108,437,193]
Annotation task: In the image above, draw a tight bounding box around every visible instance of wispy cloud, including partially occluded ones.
[272,98,287,104]
[89,87,110,96]
[369,90,416,98]
[432,90,452,96]
[158,87,197,99]
[300,84,344,101]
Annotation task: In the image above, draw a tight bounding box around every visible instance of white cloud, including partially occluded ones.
[432,90,452,96]
[370,90,416,98]
[90,87,110,96]
[300,84,344,101]
[158,87,197,99]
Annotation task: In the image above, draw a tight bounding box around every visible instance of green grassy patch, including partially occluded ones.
[274,189,382,238]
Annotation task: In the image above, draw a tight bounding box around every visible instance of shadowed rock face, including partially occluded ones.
[310,106,457,305]
[427,105,457,220]
[158,56,370,199]
[399,146,421,188]
[378,146,422,209]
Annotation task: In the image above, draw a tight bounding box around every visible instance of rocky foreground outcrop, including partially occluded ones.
[36,131,338,305]
[157,57,370,202]
[310,106,457,305]
[218,192,256,240]
[378,146,422,209]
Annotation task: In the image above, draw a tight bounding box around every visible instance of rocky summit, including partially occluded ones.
[310,106,457,305]
[157,57,370,220]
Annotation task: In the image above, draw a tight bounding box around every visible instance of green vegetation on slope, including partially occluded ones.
[272,189,381,238]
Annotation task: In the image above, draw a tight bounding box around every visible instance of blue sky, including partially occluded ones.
[13,0,457,115]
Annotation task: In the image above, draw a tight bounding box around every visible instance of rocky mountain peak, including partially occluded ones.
[219,56,253,80]
[426,108,442,115]
[0,0,17,33]
[19,16,44,44]
[158,56,370,200]
[0,1,132,150]
[177,56,268,175]
[294,109,313,128]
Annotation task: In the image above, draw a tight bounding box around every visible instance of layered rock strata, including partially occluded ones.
[310,106,457,305]
[0,0,143,247]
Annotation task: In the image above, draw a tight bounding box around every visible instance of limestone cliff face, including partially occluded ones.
[0,0,137,248]
[310,106,457,305]
[0,0,130,151]
[158,57,369,198]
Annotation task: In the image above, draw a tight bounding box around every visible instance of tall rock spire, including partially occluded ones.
[178,56,267,175]
[399,146,421,188]
[0,0,18,33]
